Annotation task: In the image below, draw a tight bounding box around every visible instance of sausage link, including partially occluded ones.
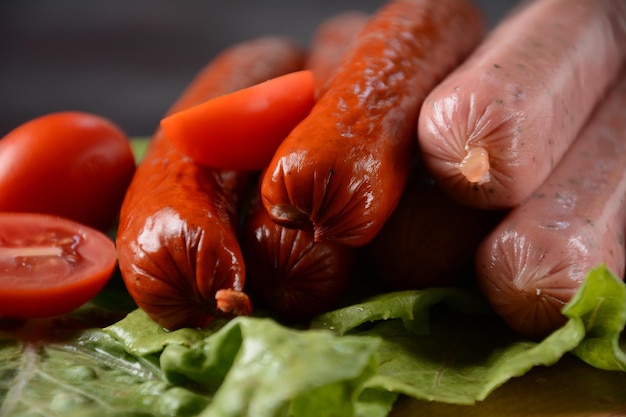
[241,190,355,323]
[261,0,485,247]
[363,167,503,291]
[475,68,626,339]
[304,11,369,94]
[116,37,306,330]
[418,0,626,209]
[237,14,370,322]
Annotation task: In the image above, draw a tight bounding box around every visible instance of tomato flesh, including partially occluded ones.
[0,213,117,319]
[160,70,315,171]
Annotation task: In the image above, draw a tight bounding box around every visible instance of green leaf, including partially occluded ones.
[130,136,152,163]
[562,264,626,370]
[0,321,208,417]
[310,287,492,336]
[313,287,584,405]
[105,309,226,357]
[158,316,390,417]
[3,262,626,416]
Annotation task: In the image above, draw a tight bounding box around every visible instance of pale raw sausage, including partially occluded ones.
[475,68,626,338]
[418,0,626,209]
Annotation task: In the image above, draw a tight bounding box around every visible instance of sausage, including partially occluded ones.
[116,37,306,330]
[363,166,504,291]
[260,0,485,247]
[236,16,369,322]
[304,11,369,94]
[475,68,626,339]
[240,189,355,323]
[417,0,626,210]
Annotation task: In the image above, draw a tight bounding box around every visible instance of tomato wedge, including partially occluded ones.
[0,213,117,319]
[160,69,315,170]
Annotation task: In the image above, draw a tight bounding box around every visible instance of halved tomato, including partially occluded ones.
[0,212,117,319]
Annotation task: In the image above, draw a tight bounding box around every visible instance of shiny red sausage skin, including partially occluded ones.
[476,69,626,339]
[261,0,485,247]
[236,12,371,323]
[241,190,355,323]
[364,170,503,291]
[116,37,306,330]
[304,11,369,94]
[418,0,626,210]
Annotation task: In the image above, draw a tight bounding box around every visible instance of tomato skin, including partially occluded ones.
[160,70,315,171]
[0,212,117,319]
[0,111,136,231]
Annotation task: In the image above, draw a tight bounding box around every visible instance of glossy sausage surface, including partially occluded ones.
[261,0,485,247]
[116,37,306,330]
[304,11,369,94]
[364,169,503,291]
[476,68,626,338]
[241,190,355,323]
[237,14,371,322]
[418,0,626,209]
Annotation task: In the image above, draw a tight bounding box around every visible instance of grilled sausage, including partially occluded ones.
[241,189,355,323]
[363,167,503,291]
[237,15,372,322]
[475,68,626,338]
[116,37,306,330]
[260,0,485,247]
[304,11,369,94]
[417,0,626,209]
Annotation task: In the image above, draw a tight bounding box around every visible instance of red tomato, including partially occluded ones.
[0,212,117,319]
[160,70,315,170]
[0,111,136,231]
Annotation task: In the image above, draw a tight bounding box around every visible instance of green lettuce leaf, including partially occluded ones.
[129,136,151,163]
[0,321,208,417]
[2,264,625,416]
[106,314,395,417]
[105,309,226,357]
[563,264,626,370]
[312,287,585,405]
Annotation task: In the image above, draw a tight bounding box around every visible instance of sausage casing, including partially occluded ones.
[237,13,372,322]
[364,169,503,291]
[116,37,306,330]
[304,11,369,94]
[418,0,626,209]
[476,69,626,338]
[261,0,485,247]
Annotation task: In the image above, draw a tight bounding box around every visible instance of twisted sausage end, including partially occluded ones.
[215,289,253,317]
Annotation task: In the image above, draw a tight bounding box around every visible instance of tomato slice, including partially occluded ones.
[0,213,117,319]
[160,70,315,171]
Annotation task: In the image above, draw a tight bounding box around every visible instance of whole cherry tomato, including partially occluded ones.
[0,111,136,230]
[0,212,117,319]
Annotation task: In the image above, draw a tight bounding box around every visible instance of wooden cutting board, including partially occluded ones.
[390,355,626,416]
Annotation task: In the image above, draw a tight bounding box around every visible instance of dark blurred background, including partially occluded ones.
[0,0,520,138]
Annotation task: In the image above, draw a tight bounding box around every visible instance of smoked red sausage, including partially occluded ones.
[417,0,626,210]
[363,168,503,291]
[237,14,371,322]
[116,37,306,330]
[260,0,485,247]
[241,190,355,323]
[475,68,626,339]
[304,11,369,94]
